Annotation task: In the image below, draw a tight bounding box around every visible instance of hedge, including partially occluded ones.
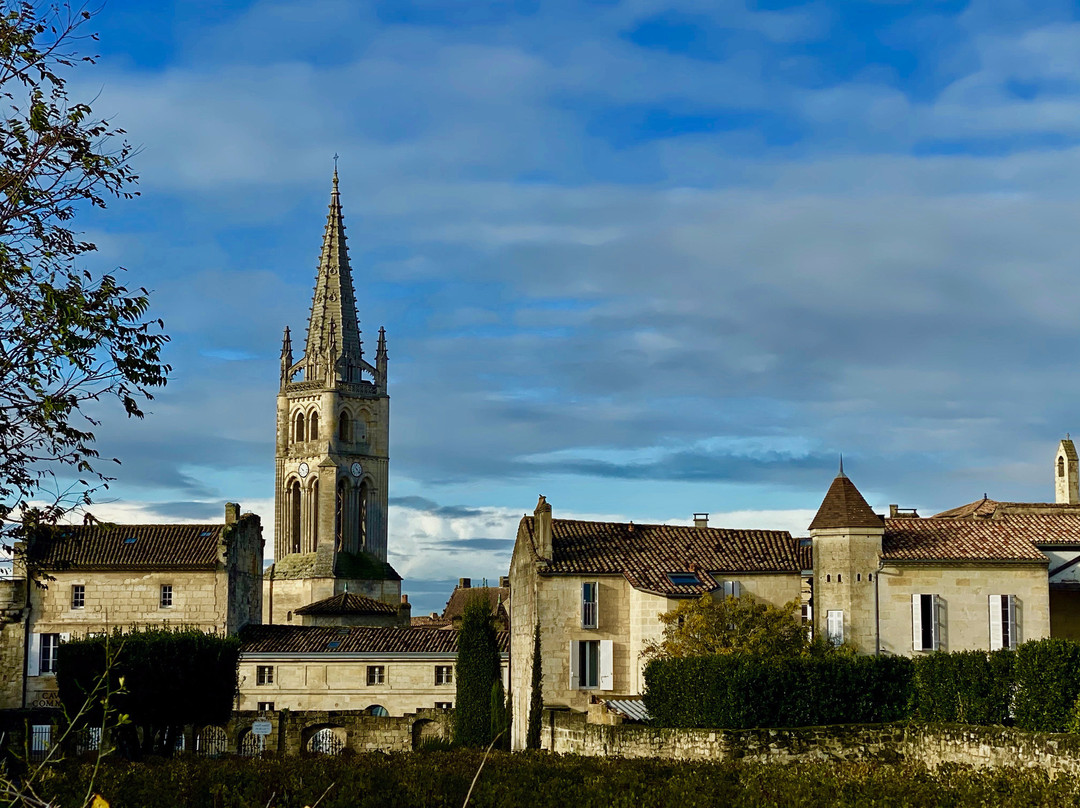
[34,753,1080,808]
[643,653,913,729]
[1014,638,1080,732]
[911,650,1014,725]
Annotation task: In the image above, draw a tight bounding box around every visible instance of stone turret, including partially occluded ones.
[1056,437,1079,505]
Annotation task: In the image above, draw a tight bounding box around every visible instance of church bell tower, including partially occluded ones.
[265,171,399,622]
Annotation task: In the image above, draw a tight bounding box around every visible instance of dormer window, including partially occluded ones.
[667,572,700,586]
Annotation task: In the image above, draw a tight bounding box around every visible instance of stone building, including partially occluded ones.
[265,170,402,625]
[0,503,262,710]
[237,625,508,715]
[508,495,807,750]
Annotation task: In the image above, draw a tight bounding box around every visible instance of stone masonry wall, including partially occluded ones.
[543,711,1080,776]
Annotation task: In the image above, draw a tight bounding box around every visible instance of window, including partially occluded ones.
[309,411,319,440]
[989,595,1017,651]
[826,610,844,646]
[160,584,173,609]
[1060,456,1066,478]
[257,701,275,712]
[71,584,85,610]
[720,580,741,598]
[367,665,385,685]
[256,665,274,686]
[581,582,598,629]
[912,594,939,651]
[666,572,700,586]
[39,634,61,675]
[294,411,306,442]
[435,665,453,685]
[435,702,453,710]
[339,411,351,442]
[29,725,51,761]
[569,639,613,690]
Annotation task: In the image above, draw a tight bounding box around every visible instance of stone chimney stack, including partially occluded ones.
[693,513,709,528]
[499,575,510,588]
[225,502,241,525]
[459,578,471,589]
[1056,438,1079,505]
[535,495,553,559]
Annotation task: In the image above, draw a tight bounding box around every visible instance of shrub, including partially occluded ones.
[454,591,501,746]
[912,650,1015,725]
[1014,638,1080,732]
[644,652,913,729]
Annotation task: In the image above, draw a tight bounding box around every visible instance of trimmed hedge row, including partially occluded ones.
[645,638,1080,731]
[36,753,1080,808]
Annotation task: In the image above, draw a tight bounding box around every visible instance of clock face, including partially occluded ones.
[298,462,309,478]
[350,462,363,478]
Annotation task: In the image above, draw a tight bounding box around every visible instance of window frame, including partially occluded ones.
[435,665,453,686]
[569,639,613,691]
[160,584,173,609]
[912,593,939,652]
[366,665,385,686]
[256,665,274,686]
[71,584,85,610]
[257,701,275,712]
[581,581,598,629]
[40,633,61,675]
[989,594,1017,651]
[826,610,844,646]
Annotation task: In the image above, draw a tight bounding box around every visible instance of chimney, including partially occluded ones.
[459,578,471,589]
[534,495,553,559]
[693,513,709,528]
[400,594,410,608]
[499,575,510,588]
[225,502,241,525]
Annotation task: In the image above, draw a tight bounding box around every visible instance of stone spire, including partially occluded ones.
[303,169,363,384]
[279,326,293,387]
[376,326,388,391]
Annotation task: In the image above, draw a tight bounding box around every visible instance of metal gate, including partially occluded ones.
[196,726,228,757]
[29,725,52,761]
[307,727,344,756]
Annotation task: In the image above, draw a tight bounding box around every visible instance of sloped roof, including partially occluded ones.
[442,586,508,621]
[27,524,223,570]
[520,517,801,597]
[294,592,397,616]
[882,518,1053,563]
[809,474,883,531]
[1062,439,1078,461]
[241,625,509,654]
[934,498,1080,520]
[933,496,1002,519]
[266,551,401,581]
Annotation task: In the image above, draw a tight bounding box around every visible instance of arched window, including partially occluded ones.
[311,479,319,549]
[335,478,347,551]
[309,411,320,441]
[294,411,306,442]
[338,411,351,442]
[1060,456,1066,478]
[359,481,370,551]
[289,480,301,554]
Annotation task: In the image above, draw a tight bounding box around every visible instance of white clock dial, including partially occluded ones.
[350,462,363,477]
[298,462,309,478]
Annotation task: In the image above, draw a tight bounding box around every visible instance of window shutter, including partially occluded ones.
[912,594,923,651]
[989,595,1003,650]
[593,581,599,629]
[1006,595,1017,650]
[27,634,40,677]
[731,581,741,598]
[598,640,614,691]
[568,641,579,689]
[930,595,939,651]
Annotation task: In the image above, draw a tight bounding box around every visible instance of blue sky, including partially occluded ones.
[50,0,1080,614]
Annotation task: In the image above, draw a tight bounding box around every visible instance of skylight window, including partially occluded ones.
[199,531,213,537]
[667,572,700,586]
[123,537,137,545]
[327,641,341,649]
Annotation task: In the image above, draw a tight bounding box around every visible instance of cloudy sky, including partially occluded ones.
[50,0,1080,614]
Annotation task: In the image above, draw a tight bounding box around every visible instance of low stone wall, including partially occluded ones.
[542,710,1080,774]
[226,708,452,755]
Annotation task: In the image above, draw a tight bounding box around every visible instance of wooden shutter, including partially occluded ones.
[930,595,939,651]
[912,594,923,651]
[989,595,1003,650]
[568,641,579,689]
[599,640,614,691]
[1006,595,1017,650]
[27,633,40,677]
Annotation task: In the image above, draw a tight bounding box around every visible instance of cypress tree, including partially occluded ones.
[526,620,543,749]
[490,678,509,749]
[454,590,500,746]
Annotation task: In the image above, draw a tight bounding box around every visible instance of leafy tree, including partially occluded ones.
[454,590,500,747]
[57,627,240,757]
[643,593,828,661]
[526,620,543,749]
[0,3,169,536]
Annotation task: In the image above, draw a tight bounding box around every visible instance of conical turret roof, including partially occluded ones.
[809,471,882,531]
[303,170,362,374]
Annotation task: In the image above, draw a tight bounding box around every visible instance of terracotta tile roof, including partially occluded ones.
[294,592,397,616]
[933,498,1080,521]
[796,541,813,570]
[27,523,223,570]
[882,518,1054,563]
[933,497,1002,519]
[411,614,453,629]
[521,517,801,596]
[240,625,509,654]
[442,586,509,621]
[809,474,883,531]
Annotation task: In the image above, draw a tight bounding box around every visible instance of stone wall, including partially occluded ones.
[225,708,452,755]
[542,711,1080,775]
[0,580,26,709]
[224,511,264,634]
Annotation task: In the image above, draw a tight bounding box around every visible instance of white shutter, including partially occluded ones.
[989,595,1003,650]
[568,641,579,690]
[930,595,939,651]
[731,581,741,598]
[27,633,40,677]
[598,640,614,691]
[912,594,923,651]
[593,581,599,629]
